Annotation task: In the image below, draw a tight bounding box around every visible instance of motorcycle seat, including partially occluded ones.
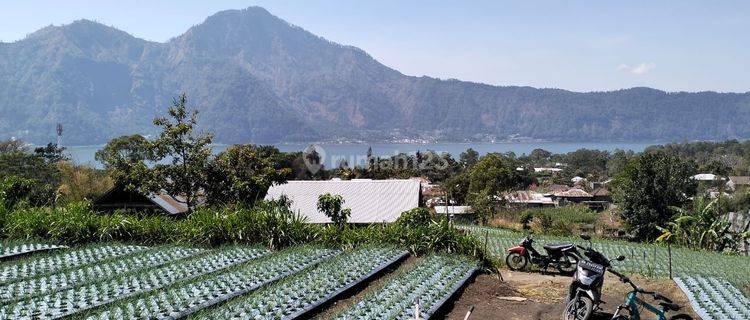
[543,243,574,251]
[659,302,681,312]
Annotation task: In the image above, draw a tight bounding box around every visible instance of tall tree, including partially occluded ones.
[464,153,522,223]
[149,94,213,213]
[459,148,480,168]
[613,152,697,241]
[95,134,153,191]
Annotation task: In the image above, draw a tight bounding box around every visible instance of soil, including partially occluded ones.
[439,270,700,320]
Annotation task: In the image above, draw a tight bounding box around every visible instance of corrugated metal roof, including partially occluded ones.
[505,191,555,204]
[149,193,189,215]
[265,179,421,223]
[433,206,473,214]
[554,188,593,198]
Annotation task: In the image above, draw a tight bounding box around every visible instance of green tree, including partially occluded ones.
[33,143,67,163]
[528,148,552,165]
[613,152,697,241]
[317,193,351,229]
[459,148,480,168]
[95,134,153,191]
[0,139,63,206]
[464,153,522,223]
[206,145,290,205]
[149,94,213,213]
[0,175,35,209]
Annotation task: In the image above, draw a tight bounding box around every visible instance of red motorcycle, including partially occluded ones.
[506,235,580,274]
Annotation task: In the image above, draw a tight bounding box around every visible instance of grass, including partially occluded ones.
[491,205,601,236]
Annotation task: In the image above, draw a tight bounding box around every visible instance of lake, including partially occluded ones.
[65,141,656,168]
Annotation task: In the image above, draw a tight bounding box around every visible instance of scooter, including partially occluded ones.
[562,234,625,320]
[506,234,581,274]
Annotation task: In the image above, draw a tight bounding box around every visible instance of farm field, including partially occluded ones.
[460,225,750,320]
[0,241,477,320]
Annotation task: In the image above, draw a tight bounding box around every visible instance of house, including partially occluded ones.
[505,190,555,208]
[93,185,196,216]
[691,173,724,181]
[571,176,585,184]
[590,187,612,202]
[552,188,593,204]
[264,179,421,223]
[546,184,570,194]
[727,176,750,192]
[584,187,613,211]
[534,167,563,173]
[432,205,475,222]
[724,211,749,255]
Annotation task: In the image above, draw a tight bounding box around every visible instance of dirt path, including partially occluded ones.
[440,270,699,320]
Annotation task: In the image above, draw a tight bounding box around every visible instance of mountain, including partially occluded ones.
[1,7,749,145]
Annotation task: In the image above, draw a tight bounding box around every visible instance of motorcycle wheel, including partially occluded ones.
[562,295,593,320]
[557,252,580,274]
[505,252,528,270]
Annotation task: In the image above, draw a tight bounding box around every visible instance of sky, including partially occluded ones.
[1,1,748,93]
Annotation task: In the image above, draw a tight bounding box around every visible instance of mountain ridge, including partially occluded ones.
[1,6,749,145]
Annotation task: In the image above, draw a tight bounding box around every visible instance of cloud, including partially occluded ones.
[617,62,655,75]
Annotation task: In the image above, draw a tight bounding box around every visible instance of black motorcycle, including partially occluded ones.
[562,234,625,320]
[506,235,581,274]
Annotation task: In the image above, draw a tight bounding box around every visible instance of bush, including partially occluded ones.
[0,200,488,264]
[519,211,534,230]
[535,212,554,233]
[0,176,32,209]
[395,207,433,228]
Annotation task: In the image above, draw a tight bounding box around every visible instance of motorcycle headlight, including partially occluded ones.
[576,268,597,286]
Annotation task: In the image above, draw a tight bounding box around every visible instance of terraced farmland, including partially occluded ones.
[0,242,66,260]
[196,247,408,319]
[333,254,478,320]
[0,242,477,320]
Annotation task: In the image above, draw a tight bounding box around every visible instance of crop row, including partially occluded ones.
[675,276,750,320]
[0,246,205,302]
[0,243,67,260]
[0,247,269,319]
[200,247,408,320]
[333,254,478,320]
[87,246,338,320]
[0,244,147,284]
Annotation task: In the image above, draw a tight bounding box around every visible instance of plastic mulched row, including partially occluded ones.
[0,244,148,284]
[0,246,269,319]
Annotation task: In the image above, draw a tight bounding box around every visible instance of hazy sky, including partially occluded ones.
[1,1,748,93]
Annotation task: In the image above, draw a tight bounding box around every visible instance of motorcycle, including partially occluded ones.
[562,234,625,320]
[506,234,581,274]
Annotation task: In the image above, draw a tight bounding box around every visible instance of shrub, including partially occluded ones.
[535,212,554,233]
[0,175,40,209]
[519,211,534,230]
[0,200,488,264]
[395,207,433,228]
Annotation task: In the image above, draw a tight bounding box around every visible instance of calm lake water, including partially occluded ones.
[66,142,655,168]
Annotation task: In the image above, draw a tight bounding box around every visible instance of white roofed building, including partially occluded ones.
[264,179,421,223]
[692,173,724,181]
